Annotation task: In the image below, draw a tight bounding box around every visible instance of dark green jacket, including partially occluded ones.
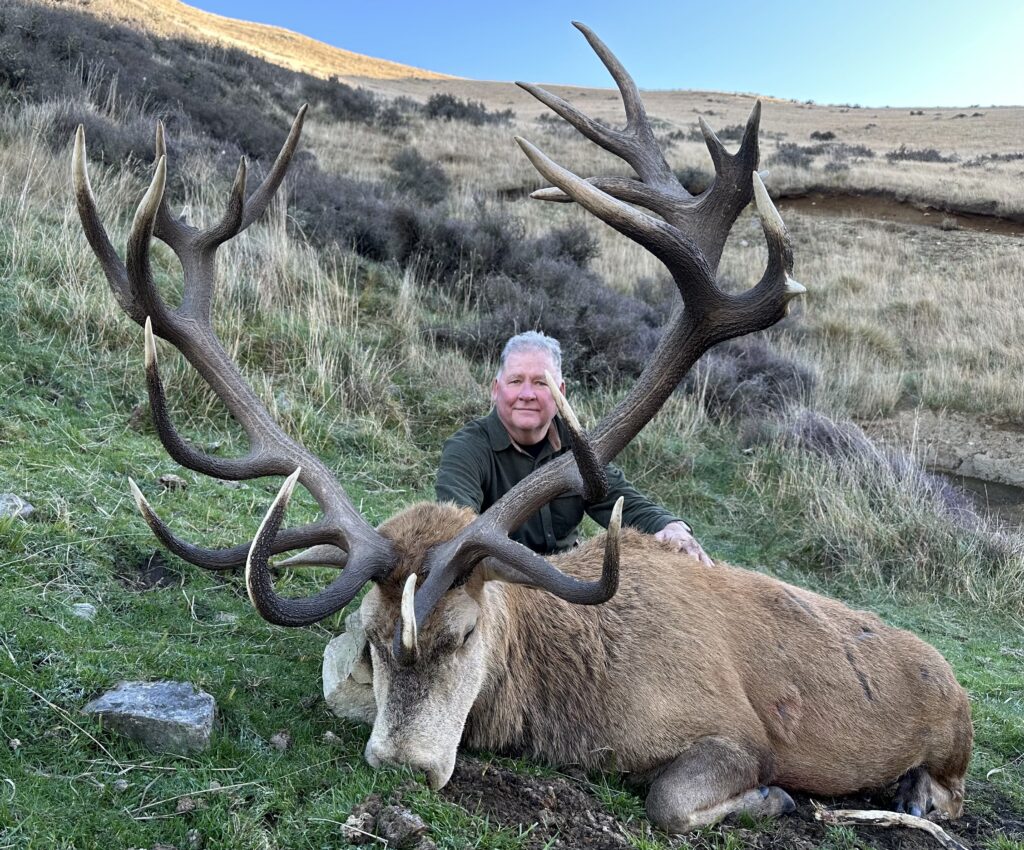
[435,409,685,554]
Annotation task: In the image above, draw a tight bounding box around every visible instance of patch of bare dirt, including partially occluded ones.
[428,755,1024,850]
[863,410,1024,526]
[114,550,180,590]
[779,191,1024,235]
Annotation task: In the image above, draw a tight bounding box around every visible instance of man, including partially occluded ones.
[436,331,712,565]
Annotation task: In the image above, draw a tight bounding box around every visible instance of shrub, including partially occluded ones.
[682,336,817,420]
[674,166,711,194]
[48,103,154,166]
[715,124,746,142]
[389,147,450,205]
[769,143,814,169]
[424,93,512,125]
[809,130,835,141]
[299,75,379,124]
[886,145,957,164]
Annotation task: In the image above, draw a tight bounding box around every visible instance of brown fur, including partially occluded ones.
[363,502,971,819]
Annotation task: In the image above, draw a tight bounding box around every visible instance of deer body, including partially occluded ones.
[360,505,970,830]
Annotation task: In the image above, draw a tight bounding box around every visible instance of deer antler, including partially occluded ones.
[73,109,396,625]
[405,23,804,630]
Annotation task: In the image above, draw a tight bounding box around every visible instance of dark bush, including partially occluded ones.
[769,143,814,169]
[886,145,957,164]
[674,166,711,194]
[809,130,836,141]
[389,148,450,205]
[300,75,379,124]
[49,104,154,166]
[424,93,513,125]
[715,124,746,141]
[682,336,817,419]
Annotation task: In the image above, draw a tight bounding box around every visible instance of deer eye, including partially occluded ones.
[461,626,476,646]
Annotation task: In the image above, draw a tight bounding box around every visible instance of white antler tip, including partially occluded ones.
[784,277,807,299]
[401,573,418,651]
[127,477,149,514]
[143,316,156,368]
[544,369,580,431]
[752,171,785,235]
[280,467,302,502]
[610,497,624,533]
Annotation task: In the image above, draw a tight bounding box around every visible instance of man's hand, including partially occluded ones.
[654,521,714,567]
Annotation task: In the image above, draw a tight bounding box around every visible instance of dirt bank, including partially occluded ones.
[779,190,1024,236]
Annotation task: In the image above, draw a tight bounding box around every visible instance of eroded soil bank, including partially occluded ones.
[779,191,1024,236]
[863,410,1024,527]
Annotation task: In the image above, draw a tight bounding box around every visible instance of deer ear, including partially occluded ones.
[480,557,540,588]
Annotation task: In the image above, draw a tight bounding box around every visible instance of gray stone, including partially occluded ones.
[0,494,34,520]
[159,473,188,491]
[70,602,97,620]
[323,610,376,724]
[83,680,216,754]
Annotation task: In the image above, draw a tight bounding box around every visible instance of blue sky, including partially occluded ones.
[187,1,1023,108]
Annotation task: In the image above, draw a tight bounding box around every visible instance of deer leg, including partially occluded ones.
[893,767,958,819]
[645,736,795,833]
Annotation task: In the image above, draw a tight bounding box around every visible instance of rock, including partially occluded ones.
[0,494,34,520]
[214,612,239,625]
[323,610,376,724]
[70,602,97,620]
[83,681,216,754]
[159,474,188,491]
[187,828,204,850]
[113,779,130,792]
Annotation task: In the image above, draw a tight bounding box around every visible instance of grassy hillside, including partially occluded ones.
[1,3,1022,848]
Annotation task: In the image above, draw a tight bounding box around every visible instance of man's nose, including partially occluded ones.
[519,382,538,398]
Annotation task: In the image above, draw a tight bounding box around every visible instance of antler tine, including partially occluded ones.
[245,471,391,626]
[128,477,337,570]
[125,157,175,328]
[545,370,607,503]
[73,127,142,324]
[199,156,247,249]
[515,136,719,307]
[143,318,276,479]
[570,21,677,189]
[152,121,195,249]
[238,104,307,232]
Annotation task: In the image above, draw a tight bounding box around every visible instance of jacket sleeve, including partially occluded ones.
[435,426,490,512]
[584,463,688,534]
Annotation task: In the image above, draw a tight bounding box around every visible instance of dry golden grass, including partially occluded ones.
[340,79,1024,217]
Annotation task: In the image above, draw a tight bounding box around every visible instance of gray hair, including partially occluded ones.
[496,331,562,380]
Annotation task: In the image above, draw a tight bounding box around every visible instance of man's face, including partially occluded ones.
[491,349,564,446]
